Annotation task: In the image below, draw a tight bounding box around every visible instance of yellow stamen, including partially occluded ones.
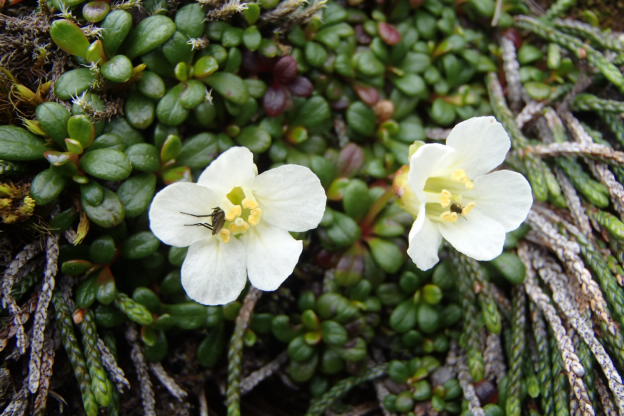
[440,211,459,223]
[242,198,258,209]
[462,202,476,216]
[219,228,231,243]
[230,217,250,233]
[225,205,242,221]
[247,208,262,225]
[451,169,475,189]
[439,189,452,207]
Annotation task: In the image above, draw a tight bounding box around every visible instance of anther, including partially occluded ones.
[230,217,250,233]
[440,211,459,223]
[226,205,242,221]
[440,190,452,207]
[242,198,258,209]
[462,202,476,215]
[219,228,231,243]
[248,208,262,225]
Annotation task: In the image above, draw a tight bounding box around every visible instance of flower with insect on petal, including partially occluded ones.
[149,146,327,305]
[395,116,532,270]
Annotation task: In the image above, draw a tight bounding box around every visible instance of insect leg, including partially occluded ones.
[183,222,215,230]
[180,211,217,218]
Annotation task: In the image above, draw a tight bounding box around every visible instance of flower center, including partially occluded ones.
[218,186,262,243]
[423,169,476,223]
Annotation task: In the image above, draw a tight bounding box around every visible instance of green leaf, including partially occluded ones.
[67,115,96,148]
[368,237,404,273]
[0,126,47,161]
[117,173,157,217]
[321,321,348,347]
[417,303,440,334]
[81,148,132,181]
[122,231,160,259]
[342,179,371,221]
[31,168,67,205]
[81,181,105,206]
[156,84,189,126]
[137,71,166,99]
[400,52,430,74]
[36,102,70,146]
[104,117,143,148]
[175,3,205,38]
[356,50,385,77]
[305,42,328,67]
[429,98,455,126]
[101,10,133,56]
[89,234,116,264]
[54,68,96,100]
[346,101,377,137]
[518,43,543,65]
[101,54,133,83]
[125,92,155,130]
[86,40,106,65]
[193,56,219,79]
[491,253,526,285]
[82,188,125,228]
[177,133,218,169]
[394,73,427,97]
[287,353,318,383]
[82,1,110,23]
[162,31,193,65]
[319,211,361,249]
[198,326,225,367]
[162,303,208,330]
[243,26,262,51]
[76,276,98,307]
[288,335,316,362]
[180,80,207,110]
[124,15,176,59]
[236,126,271,153]
[203,72,249,105]
[50,19,90,58]
[292,96,331,130]
[389,300,418,333]
[133,287,162,312]
[160,134,182,163]
[126,143,160,172]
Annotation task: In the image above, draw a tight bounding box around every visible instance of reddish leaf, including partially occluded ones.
[338,143,365,177]
[243,51,275,74]
[331,96,350,111]
[288,76,313,97]
[263,84,290,117]
[378,22,401,46]
[354,84,380,106]
[355,25,372,45]
[274,55,298,84]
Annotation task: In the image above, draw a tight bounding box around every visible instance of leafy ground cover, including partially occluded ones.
[1,0,624,415]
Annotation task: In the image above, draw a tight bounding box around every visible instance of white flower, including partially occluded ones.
[148,147,327,305]
[398,116,533,270]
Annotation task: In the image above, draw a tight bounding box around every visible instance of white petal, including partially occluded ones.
[438,209,506,261]
[445,116,510,177]
[149,182,220,247]
[470,170,533,231]
[408,143,455,200]
[407,205,442,270]
[245,224,303,291]
[252,164,326,232]
[197,146,258,195]
[181,238,246,305]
